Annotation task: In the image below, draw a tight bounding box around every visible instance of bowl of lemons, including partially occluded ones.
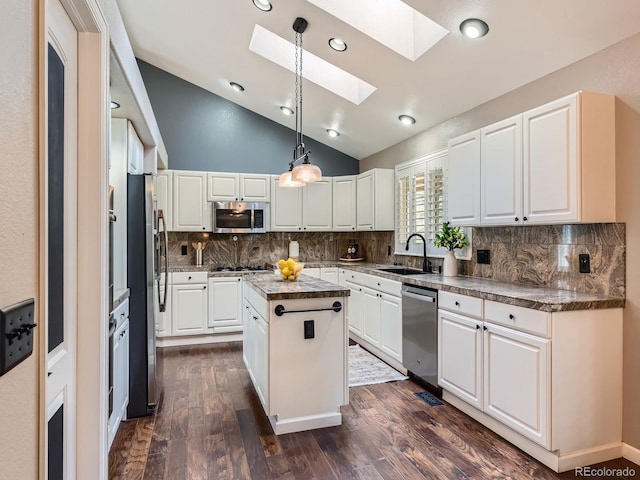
[276,258,304,281]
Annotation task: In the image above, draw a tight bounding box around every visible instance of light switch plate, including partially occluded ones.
[0,298,36,376]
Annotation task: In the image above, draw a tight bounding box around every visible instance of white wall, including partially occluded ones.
[0,2,39,479]
[361,32,640,450]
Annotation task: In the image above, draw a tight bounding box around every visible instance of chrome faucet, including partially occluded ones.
[405,233,430,272]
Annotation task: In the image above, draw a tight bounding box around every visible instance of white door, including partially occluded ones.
[344,280,363,336]
[480,115,523,226]
[208,277,242,331]
[447,130,481,226]
[483,322,550,447]
[154,170,173,231]
[302,178,333,231]
[271,176,302,231]
[332,176,357,231]
[207,172,239,201]
[356,171,374,230]
[361,287,381,346]
[379,293,402,362]
[240,174,270,202]
[437,310,483,409]
[523,93,578,224]
[171,284,208,336]
[173,171,209,231]
[45,0,78,477]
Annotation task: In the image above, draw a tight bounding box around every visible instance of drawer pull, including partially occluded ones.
[476,324,480,330]
[455,301,460,306]
[509,314,515,320]
[188,276,192,280]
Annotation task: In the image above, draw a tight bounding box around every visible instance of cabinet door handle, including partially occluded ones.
[476,324,480,330]
[253,316,258,321]
[523,216,528,221]
[238,278,241,282]
[509,314,515,320]
[202,227,206,230]
[515,217,519,222]
[483,325,488,331]
[203,285,207,289]
[454,301,460,306]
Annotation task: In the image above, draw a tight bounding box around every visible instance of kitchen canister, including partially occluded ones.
[288,240,300,261]
[196,249,203,266]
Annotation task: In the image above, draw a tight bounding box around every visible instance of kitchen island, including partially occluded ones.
[242,273,350,435]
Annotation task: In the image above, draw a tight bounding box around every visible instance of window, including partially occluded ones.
[395,149,470,258]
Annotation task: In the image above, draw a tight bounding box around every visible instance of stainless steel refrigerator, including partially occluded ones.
[127,173,167,417]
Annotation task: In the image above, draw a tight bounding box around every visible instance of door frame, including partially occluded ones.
[39,0,109,478]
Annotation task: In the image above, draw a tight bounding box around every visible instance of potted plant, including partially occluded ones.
[433,222,469,276]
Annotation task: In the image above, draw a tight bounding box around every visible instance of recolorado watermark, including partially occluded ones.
[575,466,636,477]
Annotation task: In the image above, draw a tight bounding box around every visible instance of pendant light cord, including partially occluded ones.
[295,29,304,154]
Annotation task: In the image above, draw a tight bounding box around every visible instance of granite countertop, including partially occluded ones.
[244,272,350,301]
[334,263,623,312]
[167,261,625,312]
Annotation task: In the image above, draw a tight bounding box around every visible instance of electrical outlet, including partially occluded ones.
[477,249,490,264]
[579,253,591,273]
[180,241,188,255]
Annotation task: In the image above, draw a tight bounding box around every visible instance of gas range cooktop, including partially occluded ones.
[215,266,269,272]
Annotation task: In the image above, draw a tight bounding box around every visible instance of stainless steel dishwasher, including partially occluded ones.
[402,284,439,390]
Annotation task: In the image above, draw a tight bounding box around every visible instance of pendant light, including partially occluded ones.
[280,17,322,187]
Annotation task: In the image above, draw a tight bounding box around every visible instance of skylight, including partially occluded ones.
[307,0,449,61]
[249,24,377,105]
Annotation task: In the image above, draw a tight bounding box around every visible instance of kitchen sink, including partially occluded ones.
[377,267,427,275]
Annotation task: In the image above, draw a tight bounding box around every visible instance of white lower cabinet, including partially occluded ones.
[483,322,549,446]
[171,272,208,336]
[208,276,243,332]
[243,298,269,408]
[345,271,403,366]
[438,291,623,473]
[108,299,129,451]
[438,310,483,409]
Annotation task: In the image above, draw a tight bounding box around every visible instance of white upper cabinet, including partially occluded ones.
[155,170,173,231]
[523,91,615,224]
[271,176,302,231]
[127,121,144,175]
[447,131,481,226]
[207,172,271,202]
[449,91,615,227]
[173,171,211,231]
[356,169,394,231]
[302,178,333,231]
[332,175,357,231]
[480,115,523,226]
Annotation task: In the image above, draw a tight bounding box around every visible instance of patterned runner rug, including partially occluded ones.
[348,344,408,387]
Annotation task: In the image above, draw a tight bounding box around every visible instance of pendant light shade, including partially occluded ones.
[279,169,305,187]
[292,161,322,183]
[278,17,322,187]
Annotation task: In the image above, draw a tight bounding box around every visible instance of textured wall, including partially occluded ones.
[137,60,359,176]
[361,32,640,450]
[0,2,39,479]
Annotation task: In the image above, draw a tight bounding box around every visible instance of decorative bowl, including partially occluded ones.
[276,258,304,281]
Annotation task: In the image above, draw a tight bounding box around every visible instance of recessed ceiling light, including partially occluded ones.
[459,18,489,39]
[280,106,294,116]
[399,115,416,125]
[110,100,120,109]
[230,82,245,92]
[252,0,272,12]
[328,38,347,52]
[326,129,340,137]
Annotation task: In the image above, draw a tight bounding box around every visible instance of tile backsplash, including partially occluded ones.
[167,223,625,297]
[467,223,625,297]
[167,231,396,269]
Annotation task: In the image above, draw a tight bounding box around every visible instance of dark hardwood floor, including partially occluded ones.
[109,342,638,480]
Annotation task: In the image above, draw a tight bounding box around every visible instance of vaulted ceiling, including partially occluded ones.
[115,0,640,160]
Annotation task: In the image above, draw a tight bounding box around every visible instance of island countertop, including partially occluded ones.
[244,272,350,300]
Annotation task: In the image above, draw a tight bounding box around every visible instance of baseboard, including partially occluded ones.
[157,333,242,348]
[623,443,640,466]
[269,412,342,435]
[444,391,623,473]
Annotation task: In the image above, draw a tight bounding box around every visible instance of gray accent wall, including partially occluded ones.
[137,60,359,175]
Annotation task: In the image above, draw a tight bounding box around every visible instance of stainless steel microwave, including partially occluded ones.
[213,201,268,234]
